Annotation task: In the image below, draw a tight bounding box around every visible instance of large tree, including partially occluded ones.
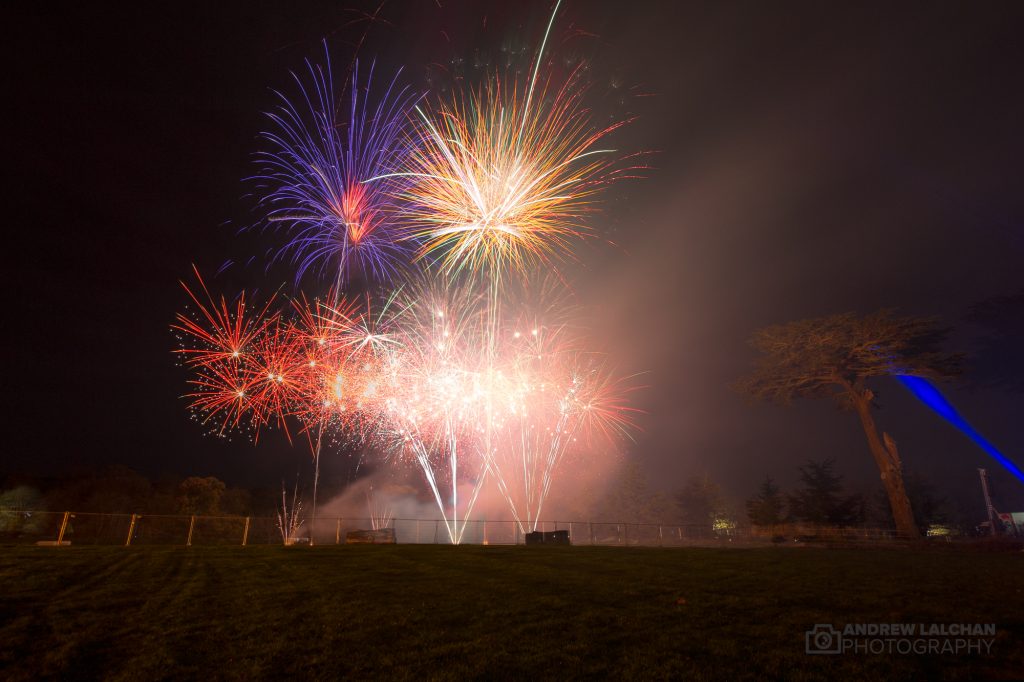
[737,310,962,539]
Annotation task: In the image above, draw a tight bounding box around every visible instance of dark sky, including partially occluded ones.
[7,1,1023,517]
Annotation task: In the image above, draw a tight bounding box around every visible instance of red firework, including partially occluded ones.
[173,265,278,369]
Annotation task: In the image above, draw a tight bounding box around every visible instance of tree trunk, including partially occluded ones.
[850,388,920,539]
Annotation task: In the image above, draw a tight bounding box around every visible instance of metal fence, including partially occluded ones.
[0,509,911,547]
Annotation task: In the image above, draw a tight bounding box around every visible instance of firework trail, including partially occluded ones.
[254,48,417,286]
[291,287,403,541]
[484,306,639,532]
[365,482,394,531]
[372,283,495,543]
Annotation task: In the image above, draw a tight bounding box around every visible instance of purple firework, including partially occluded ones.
[253,48,417,286]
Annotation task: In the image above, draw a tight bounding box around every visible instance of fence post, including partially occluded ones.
[186,515,196,547]
[483,520,488,545]
[658,525,663,547]
[242,517,250,546]
[335,518,341,545]
[125,514,137,546]
[57,511,70,544]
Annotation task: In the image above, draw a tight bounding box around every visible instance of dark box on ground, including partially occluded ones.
[525,530,570,545]
[345,528,396,544]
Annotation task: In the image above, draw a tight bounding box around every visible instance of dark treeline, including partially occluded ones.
[593,458,981,536]
[0,467,280,517]
[744,458,971,534]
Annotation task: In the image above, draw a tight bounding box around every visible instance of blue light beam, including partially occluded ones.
[897,375,1024,485]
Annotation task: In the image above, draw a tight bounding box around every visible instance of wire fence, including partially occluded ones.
[0,509,913,547]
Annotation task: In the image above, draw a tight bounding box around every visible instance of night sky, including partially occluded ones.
[8,1,1023,517]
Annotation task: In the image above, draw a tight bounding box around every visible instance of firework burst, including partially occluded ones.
[174,4,645,542]
[173,266,278,369]
[387,64,632,284]
[173,268,279,436]
[254,50,417,285]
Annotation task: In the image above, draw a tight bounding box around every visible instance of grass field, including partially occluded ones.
[1,544,1021,680]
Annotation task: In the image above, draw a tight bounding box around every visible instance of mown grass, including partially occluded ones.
[0,544,1021,680]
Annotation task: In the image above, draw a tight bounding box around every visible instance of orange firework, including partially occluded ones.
[390,65,633,282]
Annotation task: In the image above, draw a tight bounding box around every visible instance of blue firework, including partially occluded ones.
[254,48,417,286]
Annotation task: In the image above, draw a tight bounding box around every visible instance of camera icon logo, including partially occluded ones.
[805,624,842,654]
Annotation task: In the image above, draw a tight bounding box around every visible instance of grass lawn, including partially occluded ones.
[0,544,1021,680]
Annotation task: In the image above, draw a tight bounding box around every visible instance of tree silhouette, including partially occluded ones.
[738,310,962,538]
[746,476,786,528]
[176,476,226,515]
[787,459,863,526]
[600,461,672,523]
[675,473,725,530]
